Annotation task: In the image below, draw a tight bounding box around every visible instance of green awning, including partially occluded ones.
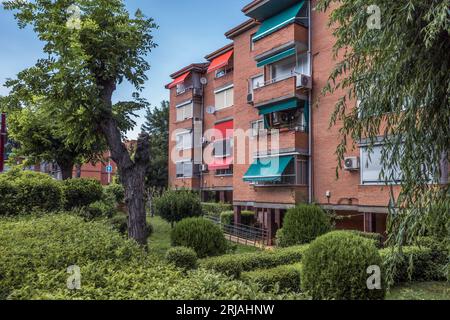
[243,155,294,182]
[258,98,298,116]
[252,1,305,42]
[256,47,296,68]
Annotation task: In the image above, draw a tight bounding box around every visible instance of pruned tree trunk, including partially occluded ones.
[98,81,150,246]
[75,164,82,178]
[59,161,74,180]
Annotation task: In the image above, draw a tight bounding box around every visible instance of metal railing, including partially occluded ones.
[204,215,270,248]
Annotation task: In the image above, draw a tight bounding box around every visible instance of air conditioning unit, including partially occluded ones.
[344,157,360,171]
[298,74,312,89]
[201,164,208,172]
[247,93,253,103]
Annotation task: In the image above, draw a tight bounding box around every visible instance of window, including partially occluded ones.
[360,144,402,184]
[176,83,186,95]
[216,167,233,176]
[295,53,310,76]
[251,120,265,137]
[271,55,296,82]
[176,131,192,150]
[215,67,233,79]
[176,161,193,178]
[176,101,193,122]
[214,85,234,110]
[213,139,233,158]
[249,75,265,93]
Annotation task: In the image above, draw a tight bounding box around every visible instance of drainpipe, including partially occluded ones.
[307,0,313,204]
[199,80,205,201]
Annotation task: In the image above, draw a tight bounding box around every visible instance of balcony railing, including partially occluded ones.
[176,86,203,96]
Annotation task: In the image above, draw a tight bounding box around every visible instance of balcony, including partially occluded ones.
[176,85,203,97]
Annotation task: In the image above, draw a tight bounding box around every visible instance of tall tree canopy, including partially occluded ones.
[141,100,169,189]
[316,0,449,276]
[3,0,158,245]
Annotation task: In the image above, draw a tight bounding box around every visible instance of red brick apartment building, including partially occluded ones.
[166,0,397,240]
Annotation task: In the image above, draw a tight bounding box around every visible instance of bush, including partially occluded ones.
[380,245,448,284]
[201,202,232,217]
[109,213,128,234]
[349,230,384,248]
[0,214,301,300]
[153,189,202,226]
[241,210,256,226]
[200,245,309,277]
[171,218,228,258]
[220,211,234,225]
[165,247,198,270]
[104,183,125,204]
[241,264,302,293]
[276,204,331,247]
[0,169,63,215]
[301,231,385,300]
[62,178,104,210]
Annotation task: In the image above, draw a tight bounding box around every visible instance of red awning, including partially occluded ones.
[167,72,190,89]
[208,156,233,170]
[207,50,234,73]
[214,120,233,139]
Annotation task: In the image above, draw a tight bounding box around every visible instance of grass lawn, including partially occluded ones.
[147,215,261,257]
[387,282,450,300]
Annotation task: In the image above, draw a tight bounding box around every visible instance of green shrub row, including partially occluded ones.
[200,245,309,278]
[201,202,232,217]
[349,230,384,248]
[165,246,198,270]
[219,210,255,226]
[241,264,302,293]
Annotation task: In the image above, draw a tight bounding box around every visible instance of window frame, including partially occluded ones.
[360,143,403,185]
[175,101,194,122]
[214,85,234,111]
[175,130,193,151]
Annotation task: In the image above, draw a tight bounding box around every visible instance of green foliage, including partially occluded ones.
[201,202,233,217]
[109,213,128,234]
[241,264,302,293]
[0,169,62,215]
[75,200,116,220]
[165,247,198,270]
[171,218,228,258]
[276,204,332,247]
[0,214,300,300]
[220,211,234,225]
[200,245,309,277]
[380,246,448,285]
[301,231,385,300]
[349,230,384,249]
[142,101,169,189]
[62,178,104,210]
[153,189,202,225]
[104,183,125,204]
[315,0,450,275]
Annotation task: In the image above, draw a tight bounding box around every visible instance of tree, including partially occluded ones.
[315,0,449,281]
[141,100,169,189]
[1,97,105,179]
[3,0,158,245]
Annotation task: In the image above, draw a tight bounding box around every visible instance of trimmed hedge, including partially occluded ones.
[380,245,448,284]
[165,247,198,270]
[0,170,63,215]
[62,178,104,210]
[153,189,202,225]
[220,211,234,225]
[171,218,228,258]
[202,202,233,217]
[276,204,332,247]
[241,264,302,293]
[301,231,385,300]
[350,230,384,248]
[200,245,309,278]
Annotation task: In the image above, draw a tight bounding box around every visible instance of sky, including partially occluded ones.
[0,0,250,139]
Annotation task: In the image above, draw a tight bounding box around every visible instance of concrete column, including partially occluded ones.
[233,205,241,225]
[364,213,375,233]
[219,191,225,203]
[266,209,274,246]
[275,209,282,229]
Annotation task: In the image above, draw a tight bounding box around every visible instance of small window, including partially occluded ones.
[251,120,265,137]
[271,55,296,82]
[213,139,233,158]
[216,167,233,176]
[176,102,193,122]
[214,86,234,110]
[249,75,264,93]
[176,131,193,150]
[360,144,402,184]
[176,161,193,178]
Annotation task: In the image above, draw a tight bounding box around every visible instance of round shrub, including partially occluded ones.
[301,231,385,300]
[0,170,62,215]
[153,189,202,226]
[276,204,331,247]
[171,218,228,258]
[62,178,104,210]
[220,211,234,225]
[165,247,198,270]
[104,183,125,204]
